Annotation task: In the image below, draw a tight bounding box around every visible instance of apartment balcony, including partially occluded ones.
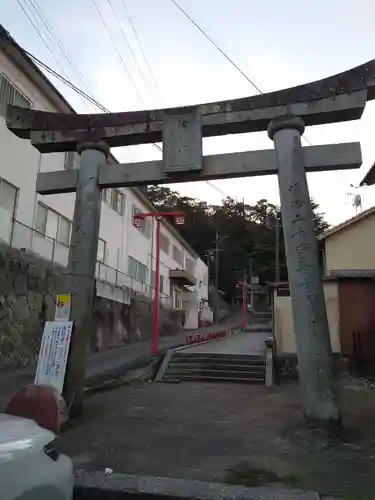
[169,268,196,287]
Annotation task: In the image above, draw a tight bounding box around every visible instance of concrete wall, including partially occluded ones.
[324,212,375,272]
[0,45,208,307]
[273,281,340,356]
[0,244,184,368]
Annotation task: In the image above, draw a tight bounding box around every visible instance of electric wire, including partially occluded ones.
[90,0,144,104]
[119,0,159,90]
[170,0,313,146]
[106,0,153,100]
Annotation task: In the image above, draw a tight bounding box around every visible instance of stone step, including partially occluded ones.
[162,374,265,384]
[169,357,265,367]
[165,368,265,379]
[167,363,265,373]
[160,352,266,385]
[172,353,265,364]
[173,352,263,359]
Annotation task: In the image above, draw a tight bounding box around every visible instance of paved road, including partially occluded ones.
[0,317,244,410]
[180,329,270,355]
[0,333,186,411]
[60,379,375,498]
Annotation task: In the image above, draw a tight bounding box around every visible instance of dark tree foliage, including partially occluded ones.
[145,186,329,302]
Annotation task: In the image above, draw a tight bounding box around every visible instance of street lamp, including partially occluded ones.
[132,215,145,228]
[132,210,185,355]
[174,215,185,225]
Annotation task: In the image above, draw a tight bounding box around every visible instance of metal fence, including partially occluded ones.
[9,219,69,266]
[95,260,172,307]
[8,219,173,308]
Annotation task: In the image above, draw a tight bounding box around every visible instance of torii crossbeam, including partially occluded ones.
[7,59,375,423]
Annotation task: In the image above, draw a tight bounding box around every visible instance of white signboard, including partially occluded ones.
[251,276,259,284]
[35,321,73,394]
[54,294,71,322]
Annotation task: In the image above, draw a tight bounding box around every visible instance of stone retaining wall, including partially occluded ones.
[0,244,185,368]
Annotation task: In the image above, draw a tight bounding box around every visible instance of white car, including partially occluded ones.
[0,413,73,500]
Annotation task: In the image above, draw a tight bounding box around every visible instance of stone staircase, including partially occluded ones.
[158,352,266,384]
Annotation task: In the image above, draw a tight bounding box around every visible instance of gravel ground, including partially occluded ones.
[59,376,375,500]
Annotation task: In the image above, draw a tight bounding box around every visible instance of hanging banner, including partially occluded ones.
[54,294,71,322]
[34,321,73,394]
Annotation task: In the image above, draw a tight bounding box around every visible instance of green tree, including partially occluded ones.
[145,186,329,302]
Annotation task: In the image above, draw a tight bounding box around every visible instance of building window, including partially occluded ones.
[64,151,80,170]
[97,238,106,263]
[115,190,125,215]
[128,256,147,283]
[0,177,17,243]
[185,257,195,275]
[132,205,150,238]
[174,288,182,309]
[172,244,183,266]
[34,202,71,246]
[57,216,71,246]
[128,255,138,279]
[103,188,125,215]
[0,74,32,117]
[151,271,164,293]
[160,233,170,255]
[138,262,147,283]
[35,203,48,235]
[104,188,112,207]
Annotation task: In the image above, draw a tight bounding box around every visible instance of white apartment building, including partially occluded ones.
[0,25,210,324]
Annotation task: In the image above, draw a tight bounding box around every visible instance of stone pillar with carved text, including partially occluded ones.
[268,115,341,427]
[63,142,109,417]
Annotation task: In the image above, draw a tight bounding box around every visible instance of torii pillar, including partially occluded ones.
[269,116,340,425]
[64,142,109,416]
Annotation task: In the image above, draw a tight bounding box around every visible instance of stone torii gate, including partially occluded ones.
[7,59,375,423]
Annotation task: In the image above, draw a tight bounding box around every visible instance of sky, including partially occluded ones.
[1,0,375,225]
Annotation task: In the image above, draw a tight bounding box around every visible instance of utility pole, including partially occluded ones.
[268,115,341,426]
[242,269,247,330]
[215,229,220,293]
[249,256,254,310]
[213,229,220,324]
[275,215,280,283]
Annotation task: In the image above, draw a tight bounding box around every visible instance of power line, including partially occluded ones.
[90,0,144,104]
[206,181,232,199]
[119,0,159,91]
[105,0,153,100]
[15,0,232,197]
[170,0,312,146]
[17,0,92,112]
[20,47,110,112]
[25,0,96,111]
[16,0,69,81]
[88,1,162,153]
[3,23,226,197]
[170,0,262,94]
[11,40,164,155]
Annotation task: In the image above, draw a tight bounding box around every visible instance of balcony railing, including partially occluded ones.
[9,218,69,266]
[95,260,171,307]
[7,218,172,308]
